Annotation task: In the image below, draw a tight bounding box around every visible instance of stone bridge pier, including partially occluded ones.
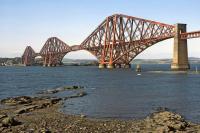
[171,24,190,71]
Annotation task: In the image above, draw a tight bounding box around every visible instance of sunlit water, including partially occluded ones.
[0,64,200,123]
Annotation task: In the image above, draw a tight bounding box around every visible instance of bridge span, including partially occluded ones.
[22,14,200,70]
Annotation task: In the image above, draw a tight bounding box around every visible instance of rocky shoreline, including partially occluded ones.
[1,86,200,132]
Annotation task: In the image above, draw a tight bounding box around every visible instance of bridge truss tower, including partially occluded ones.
[171,24,190,70]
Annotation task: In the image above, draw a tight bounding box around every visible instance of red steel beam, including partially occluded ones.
[80,14,175,66]
[181,31,200,39]
[23,14,200,67]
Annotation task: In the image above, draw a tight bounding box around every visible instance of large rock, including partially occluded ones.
[1,116,20,127]
[145,111,189,132]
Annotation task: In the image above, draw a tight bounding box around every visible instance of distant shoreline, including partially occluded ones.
[1,57,200,66]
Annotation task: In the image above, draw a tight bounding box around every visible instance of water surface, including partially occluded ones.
[0,64,200,123]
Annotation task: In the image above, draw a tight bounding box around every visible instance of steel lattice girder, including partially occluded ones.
[40,37,71,66]
[22,14,200,66]
[80,14,175,65]
[22,46,36,65]
[181,31,200,39]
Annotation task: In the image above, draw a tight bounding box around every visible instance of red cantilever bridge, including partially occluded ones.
[22,14,200,70]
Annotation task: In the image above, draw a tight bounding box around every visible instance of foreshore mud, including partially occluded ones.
[1,86,200,133]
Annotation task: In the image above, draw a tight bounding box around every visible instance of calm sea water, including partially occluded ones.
[0,64,200,123]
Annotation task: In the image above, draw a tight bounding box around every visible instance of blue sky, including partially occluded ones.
[1,0,200,59]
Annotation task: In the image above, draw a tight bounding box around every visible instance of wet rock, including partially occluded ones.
[54,87,65,92]
[77,91,87,97]
[0,96,32,106]
[1,116,20,127]
[155,107,169,112]
[64,91,87,100]
[38,101,53,109]
[63,85,83,90]
[15,105,38,114]
[38,90,56,94]
[38,88,65,95]
[49,98,62,104]
[46,89,59,94]
[38,86,84,95]
[14,97,62,114]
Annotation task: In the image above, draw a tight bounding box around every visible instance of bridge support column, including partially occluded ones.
[107,64,114,69]
[124,64,131,68]
[98,64,105,69]
[171,24,190,71]
[115,64,121,68]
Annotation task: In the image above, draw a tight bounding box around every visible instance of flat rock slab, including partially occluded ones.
[38,86,84,94]
[15,105,38,114]
[0,96,32,106]
[14,98,62,114]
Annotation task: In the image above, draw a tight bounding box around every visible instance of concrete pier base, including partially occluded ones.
[136,64,142,72]
[107,64,114,69]
[171,24,190,71]
[115,64,121,68]
[171,64,190,71]
[98,64,105,69]
[124,64,131,68]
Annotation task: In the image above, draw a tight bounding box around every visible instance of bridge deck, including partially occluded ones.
[181,31,200,39]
